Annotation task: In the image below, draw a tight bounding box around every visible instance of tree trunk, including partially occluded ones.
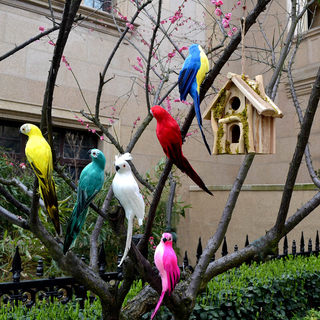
[101,300,121,320]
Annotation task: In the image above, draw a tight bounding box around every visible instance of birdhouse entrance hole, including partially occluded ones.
[231,124,240,143]
[230,97,241,111]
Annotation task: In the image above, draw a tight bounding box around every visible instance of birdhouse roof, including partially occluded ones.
[203,72,283,120]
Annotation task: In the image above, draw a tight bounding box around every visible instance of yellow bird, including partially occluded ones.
[20,123,60,234]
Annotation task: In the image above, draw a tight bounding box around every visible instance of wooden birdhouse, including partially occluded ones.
[202,72,283,155]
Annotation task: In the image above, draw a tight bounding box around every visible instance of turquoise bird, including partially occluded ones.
[63,149,106,254]
[178,44,211,155]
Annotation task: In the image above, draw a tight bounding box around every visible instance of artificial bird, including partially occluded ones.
[20,123,60,234]
[112,153,145,266]
[63,148,105,254]
[150,105,213,196]
[151,232,180,320]
[178,43,211,154]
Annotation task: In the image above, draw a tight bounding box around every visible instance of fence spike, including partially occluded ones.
[300,232,305,253]
[245,235,249,247]
[98,244,106,276]
[11,246,22,283]
[183,251,189,270]
[292,239,296,255]
[36,258,44,277]
[222,236,228,257]
[283,235,288,256]
[308,238,312,253]
[196,237,202,264]
[316,230,319,253]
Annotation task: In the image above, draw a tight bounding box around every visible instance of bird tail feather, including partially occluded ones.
[39,179,60,234]
[118,218,133,266]
[151,291,165,320]
[179,156,213,196]
[193,92,211,155]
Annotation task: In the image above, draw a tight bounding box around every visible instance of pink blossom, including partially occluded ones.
[153,245,156,250]
[211,0,216,4]
[178,46,188,53]
[100,136,104,141]
[160,20,167,24]
[19,163,26,169]
[227,30,233,37]
[91,129,96,134]
[67,65,72,71]
[109,119,115,124]
[39,26,45,32]
[9,162,14,166]
[237,1,241,5]
[225,12,232,20]
[137,56,143,69]
[111,106,116,111]
[132,65,143,73]
[232,26,238,32]
[215,0,223,6]
[186,132,192,137]
[48,40,55,46]
[167,51,176,60]
[174,99,181,102]
[62,55,67,63]
[126,23,134,31]
[215,8,222,16]
[222,18,230,28]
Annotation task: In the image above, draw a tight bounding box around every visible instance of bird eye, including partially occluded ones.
[123,164,125,168]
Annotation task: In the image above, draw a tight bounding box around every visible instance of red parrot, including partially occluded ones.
[150,105,212,196]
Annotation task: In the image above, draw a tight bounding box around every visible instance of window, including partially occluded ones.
[83,0,113,13]
[291,0,320,34]
[0,120,98,179]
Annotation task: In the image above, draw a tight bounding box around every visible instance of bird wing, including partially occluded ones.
[26,136,60,233]
[163,247,180,294]
[178,54,200,101]
[63,164,104,254]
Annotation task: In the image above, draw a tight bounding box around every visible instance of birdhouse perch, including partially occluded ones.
[202,72,283,155]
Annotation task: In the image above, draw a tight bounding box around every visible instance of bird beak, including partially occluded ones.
[162,238,167,243]
[115,165,120,171]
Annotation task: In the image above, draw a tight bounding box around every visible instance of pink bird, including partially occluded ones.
[151,232,180,320]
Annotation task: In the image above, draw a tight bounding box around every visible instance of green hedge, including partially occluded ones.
[2,255,320,319]
[192,254,320,320]
[0,297,102,320]
[147,255,320,320]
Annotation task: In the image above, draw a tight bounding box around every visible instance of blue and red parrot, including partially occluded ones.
[178,44,211,155]
[151,105,212,195]
[63,149,105,254]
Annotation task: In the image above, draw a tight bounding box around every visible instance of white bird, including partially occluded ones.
[112,153,145,266]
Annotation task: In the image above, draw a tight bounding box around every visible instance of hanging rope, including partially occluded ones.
[241,0,247,76]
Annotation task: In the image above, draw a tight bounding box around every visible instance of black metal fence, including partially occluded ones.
[1,231,319,308]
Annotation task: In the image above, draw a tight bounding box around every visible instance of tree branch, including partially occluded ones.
[0,205,30,230]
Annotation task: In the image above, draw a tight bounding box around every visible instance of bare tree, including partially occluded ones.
[0,0,320,319]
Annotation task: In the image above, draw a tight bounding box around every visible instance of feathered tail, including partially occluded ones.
[118,217,133,266]
[39,179,60,234]
[63,205,88,254]
[178,155,213,196]
[192,91,211,155]
[151,291,165,320]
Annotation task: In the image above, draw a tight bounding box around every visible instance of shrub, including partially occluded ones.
[145,254,320,320]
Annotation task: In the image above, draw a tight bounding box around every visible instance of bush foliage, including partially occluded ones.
[146,254,320,320]
[2,255,320,319]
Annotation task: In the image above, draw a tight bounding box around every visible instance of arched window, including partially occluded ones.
[230,97,241,111]
[231,124,240,143]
